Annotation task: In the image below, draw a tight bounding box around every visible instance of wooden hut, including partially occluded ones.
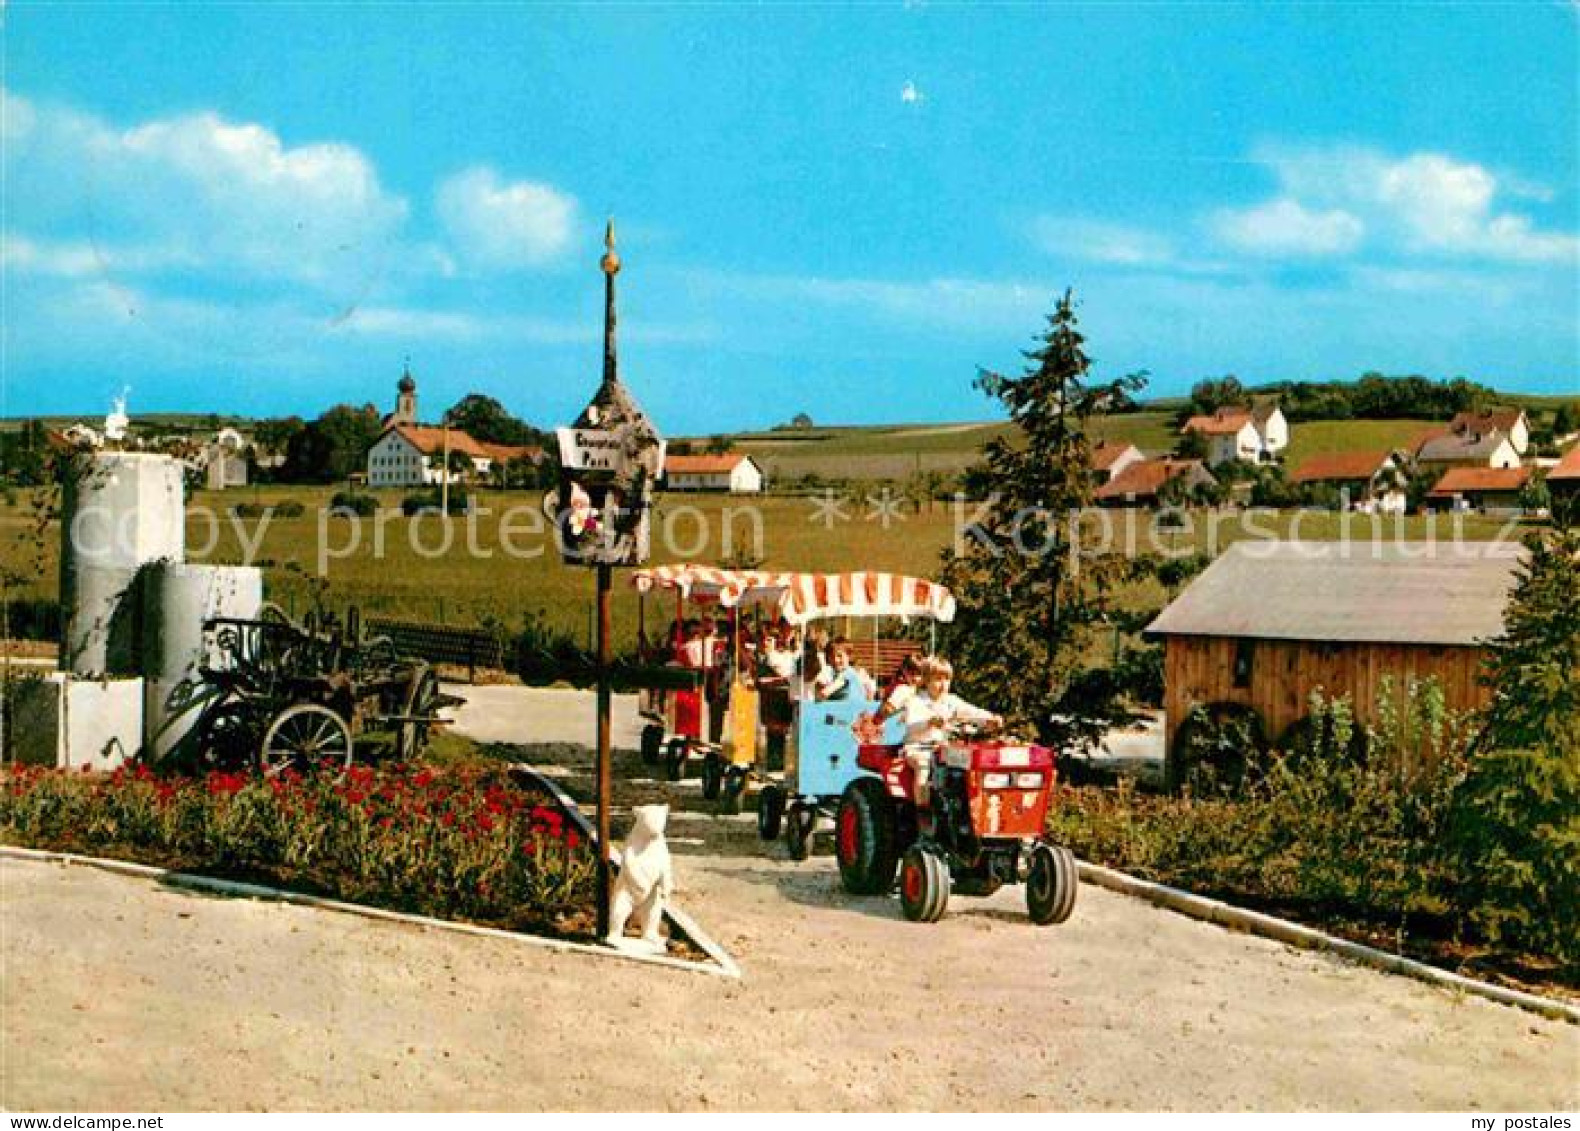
[1146,542,1521,780]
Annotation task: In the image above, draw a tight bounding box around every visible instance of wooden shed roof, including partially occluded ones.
[1145,541,1521,646]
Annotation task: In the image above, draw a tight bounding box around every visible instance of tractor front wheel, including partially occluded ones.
[757,785,785,840]
[899,845,950,923]
[1026,843,1079,925]
[835,779,899,895]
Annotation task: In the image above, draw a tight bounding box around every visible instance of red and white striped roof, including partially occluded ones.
[630,565,955,625]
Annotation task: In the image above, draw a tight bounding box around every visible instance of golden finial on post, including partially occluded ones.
[600,218,620,275]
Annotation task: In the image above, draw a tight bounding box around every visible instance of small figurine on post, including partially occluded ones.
[606,803,674,954]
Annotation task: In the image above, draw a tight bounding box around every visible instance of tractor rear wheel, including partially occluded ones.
[640,724,664,765]
[1026,843,1079,925]
[757,785,785,840]
[835,779,900,895]
[899,845,950,923]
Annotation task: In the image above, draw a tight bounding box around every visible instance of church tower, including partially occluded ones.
[394,361,418,425]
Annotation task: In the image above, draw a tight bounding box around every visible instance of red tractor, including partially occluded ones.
[834,733,1079,924]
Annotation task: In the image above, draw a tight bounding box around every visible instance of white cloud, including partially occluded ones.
[4,89,409,291]
[900,81,925,105]
[2,232,204,278]
[1031,216,1176,265]
[436,167,578,270]
[1210,198,1365,257]
[1223,144,1577,265]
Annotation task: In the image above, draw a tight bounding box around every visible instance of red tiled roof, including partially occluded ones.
[1181,408,1253,436]
[1091,441,1141,471]
[1545,445,1580,483]
[1094,458,1203,500]
[665,453,751,475]
[1289,450,1389,484]
[1428,466,1530,496]
[478,441,545,464]
[1450,408,1525,435]
[388,424,490,459]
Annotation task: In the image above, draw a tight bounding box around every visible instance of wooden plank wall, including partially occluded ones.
[1163,635,1490,754]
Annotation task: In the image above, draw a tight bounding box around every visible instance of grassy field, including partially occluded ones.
[1,481,1525,652]
[713,413,1449,483]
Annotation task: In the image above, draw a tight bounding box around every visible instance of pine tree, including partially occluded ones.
[938,291,1146,751]
[1449,516,1580,963]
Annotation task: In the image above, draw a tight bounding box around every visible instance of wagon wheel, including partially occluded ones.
[756,784,785,841]
[664,739,688,782]
[640,724,664,765]
[784,803,817,861]
[394,665,440,761]
[260,703,354,778]
[193,698,261,774]
[700,750,723,801]
[718,767,746,816]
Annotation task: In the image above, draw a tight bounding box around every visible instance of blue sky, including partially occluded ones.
[4,3,1576,433]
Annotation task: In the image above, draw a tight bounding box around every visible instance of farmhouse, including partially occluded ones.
[1426,466,1532,513]
[1545,444,1580,501]
[1093,458,1215,507]
[364,368,543,488]
[1289,450,1409,513]
[1146,541,1520,781]
[1180,402,1288,465]
[663,453,765,493]
[1449,407,1530,456]
[1090,441,1145,483]
[1413,410,1524,470]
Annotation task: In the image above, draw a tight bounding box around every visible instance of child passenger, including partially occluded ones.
[900,656,1000,807]
[813,636,876,702]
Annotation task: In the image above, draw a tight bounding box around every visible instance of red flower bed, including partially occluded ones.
[1,761,597,937]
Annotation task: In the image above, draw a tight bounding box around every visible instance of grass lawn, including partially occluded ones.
[2,477,1525,652]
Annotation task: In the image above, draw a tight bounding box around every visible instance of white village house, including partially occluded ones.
[1413,408,1529,471]
[1288,449,1410,513]
[1090,440,1146,483]
[365,368,542,488]
[662,452,765,493]
[1180,403,1289,465]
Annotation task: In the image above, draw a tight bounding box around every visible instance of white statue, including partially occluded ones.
[607,803,673,954]
[104,388,130,446]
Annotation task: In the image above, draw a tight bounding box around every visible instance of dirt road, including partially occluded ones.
[1,687,1575,1111]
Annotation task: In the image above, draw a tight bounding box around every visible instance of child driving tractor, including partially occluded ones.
[899,655,1001,807]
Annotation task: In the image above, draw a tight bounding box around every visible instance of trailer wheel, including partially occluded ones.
[718,768,745,815]
[1026,843,1079,925]
[835,779,900,895]
[261,703,353,779]
[664,739,688,782]
[899,845,950,923]
[640,724,664,766]
[757,785,785,840]
[700,751,723,800]
[785,803,816,861]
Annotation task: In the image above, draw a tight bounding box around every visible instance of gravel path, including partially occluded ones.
[1,686,1575,1111]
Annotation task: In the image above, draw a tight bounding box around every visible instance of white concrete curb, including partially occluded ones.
[1076,860,1578,1025]
[1,845,740,980]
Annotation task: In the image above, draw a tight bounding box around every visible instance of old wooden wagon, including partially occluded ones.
[1146,541,1522,785]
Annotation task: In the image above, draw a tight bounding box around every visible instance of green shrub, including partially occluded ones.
[231,500,304,519]
[402,489,469,516]
[329,491,377,517]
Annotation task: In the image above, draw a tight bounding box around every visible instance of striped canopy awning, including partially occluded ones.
[630,565,955,626]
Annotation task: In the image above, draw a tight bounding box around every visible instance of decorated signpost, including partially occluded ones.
[555,221,665,939]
